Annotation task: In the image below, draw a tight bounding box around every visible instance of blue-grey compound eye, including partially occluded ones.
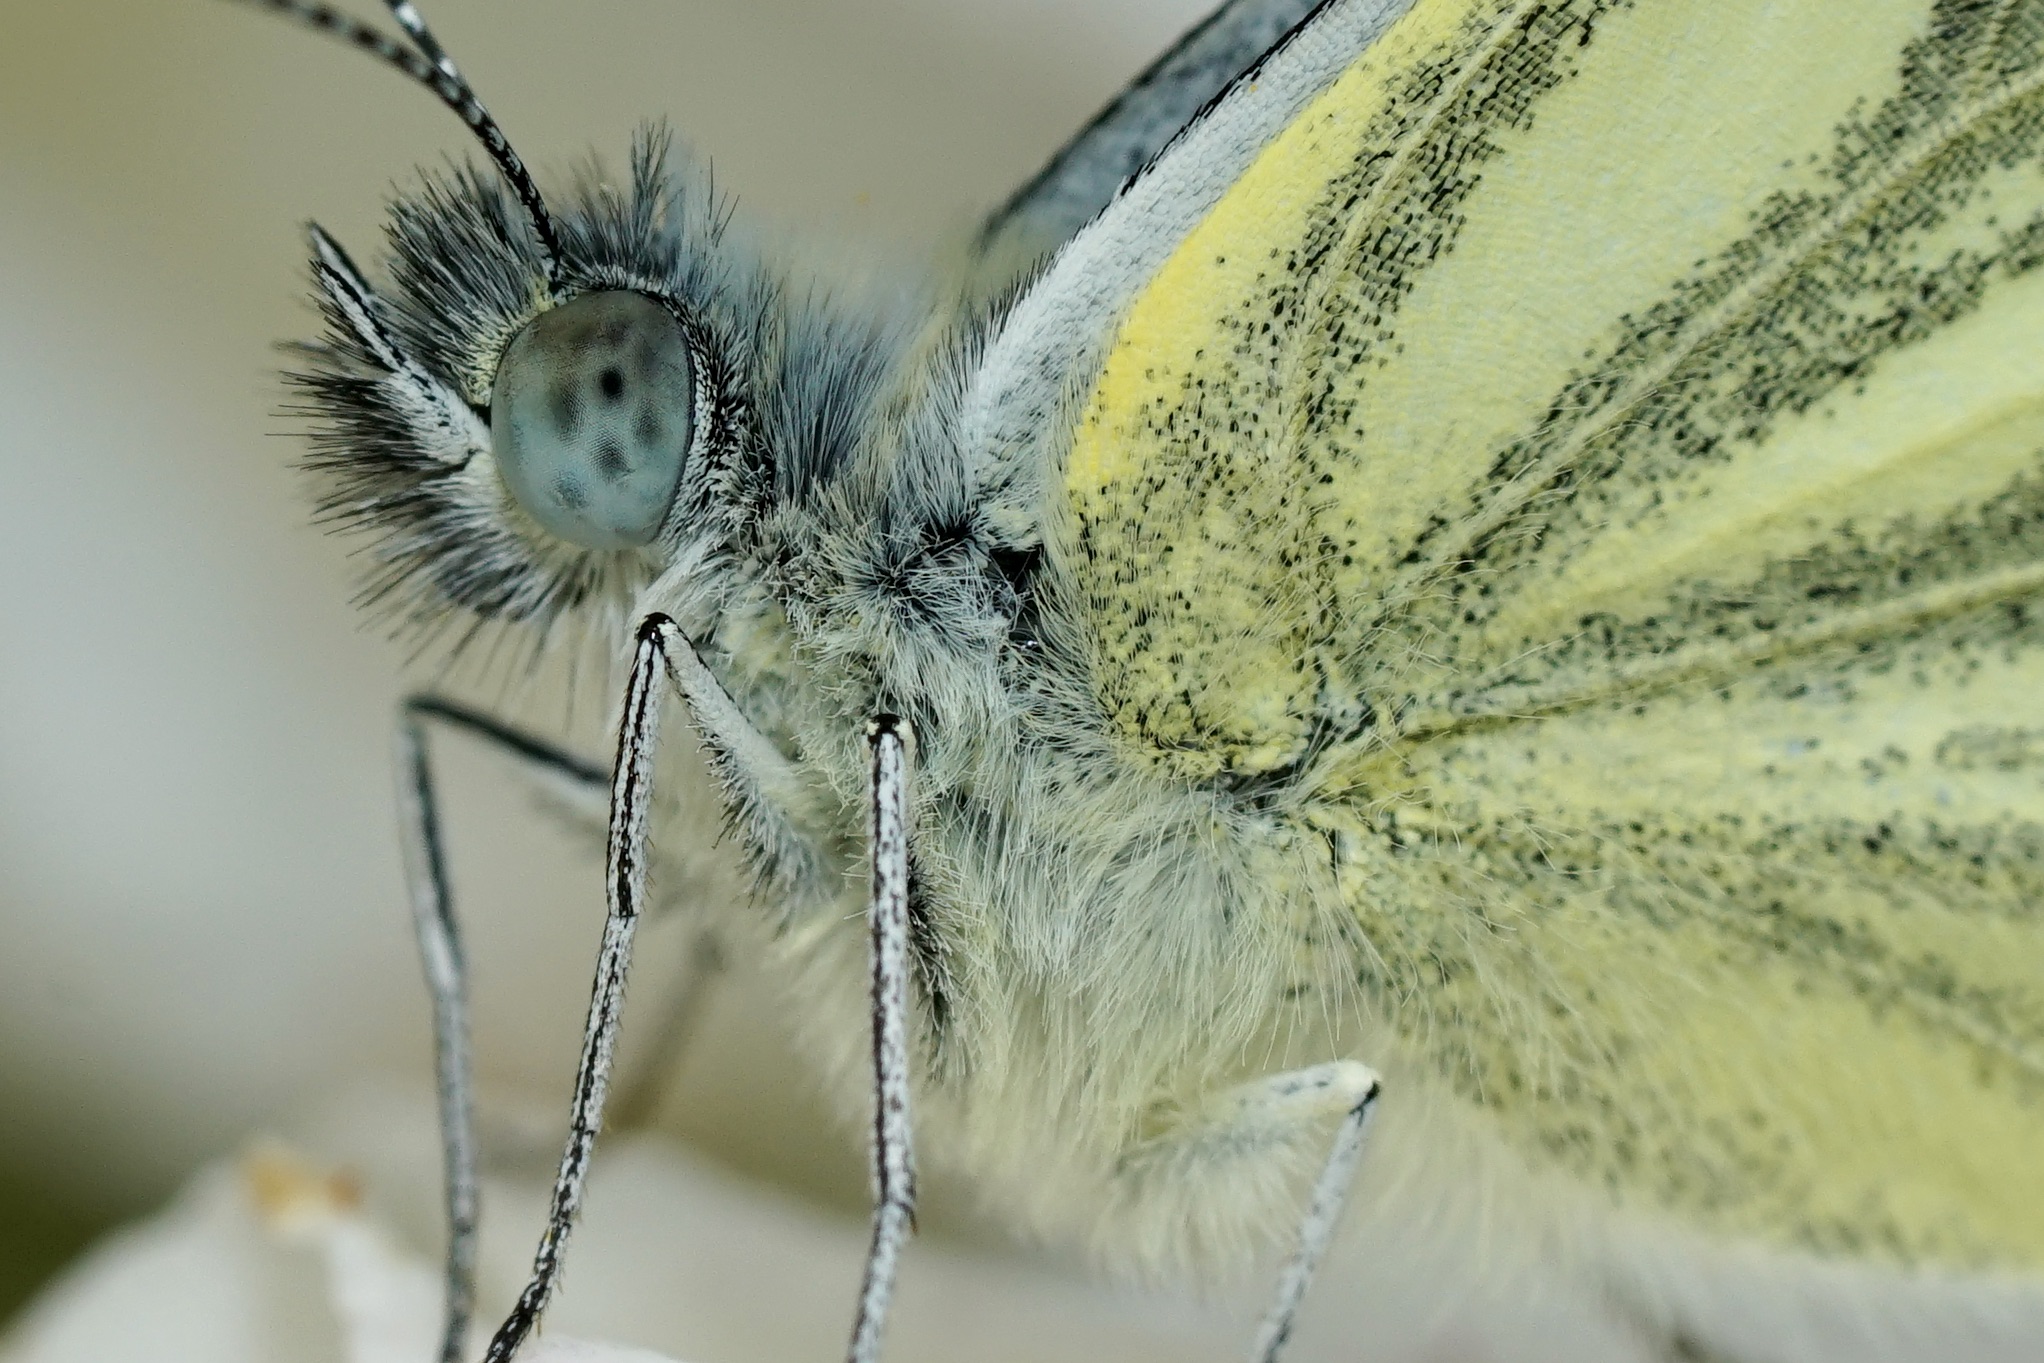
[490,291,694,550]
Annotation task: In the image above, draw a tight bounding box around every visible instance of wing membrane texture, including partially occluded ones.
[1061,0,2044,1266]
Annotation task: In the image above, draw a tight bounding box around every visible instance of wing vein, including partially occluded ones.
[1362,43,2044,637]
[1382,557,2044,743]
[1269,0,1551,462]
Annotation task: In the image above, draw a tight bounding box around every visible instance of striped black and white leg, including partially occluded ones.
[1248,1069,1381,1363]
[395,696,609,1363]
[476,612,814,1363]
[845,715,918,1363]
[478,616,679,1363]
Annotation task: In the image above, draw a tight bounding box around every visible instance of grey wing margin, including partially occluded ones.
[976,0,1328,262]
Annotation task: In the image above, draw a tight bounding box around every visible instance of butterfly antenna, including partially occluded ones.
[234,0,568,293]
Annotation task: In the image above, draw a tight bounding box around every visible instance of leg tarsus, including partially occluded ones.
[395,694,610,1363]
[845,715,918,1363]
[1246,1062,1381,1363]
[481,616,680,1363]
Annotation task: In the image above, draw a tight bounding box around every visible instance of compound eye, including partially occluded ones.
[490,291,694,550]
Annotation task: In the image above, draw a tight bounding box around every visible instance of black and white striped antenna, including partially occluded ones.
[236,0,567,292]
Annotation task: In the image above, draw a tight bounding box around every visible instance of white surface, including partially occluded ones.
[0,1086,1229,1363]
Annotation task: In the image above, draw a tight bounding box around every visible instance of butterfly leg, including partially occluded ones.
[1244,1064,1380,1363]
[1112,1061,1380,1363]
[845,715,918,1363]
[395,695,610,1363]
[477,613,820,1363]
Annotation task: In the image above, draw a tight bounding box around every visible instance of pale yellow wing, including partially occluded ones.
[1064,0,2044,1268]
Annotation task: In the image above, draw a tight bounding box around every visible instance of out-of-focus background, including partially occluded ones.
[0,5,1659,1361]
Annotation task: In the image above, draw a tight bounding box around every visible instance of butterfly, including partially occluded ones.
[236,1,2044,1360]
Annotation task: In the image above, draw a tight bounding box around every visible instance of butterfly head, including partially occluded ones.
[257,1,760,644]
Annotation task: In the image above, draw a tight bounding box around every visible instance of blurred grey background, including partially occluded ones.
[0,0,1224,1324]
